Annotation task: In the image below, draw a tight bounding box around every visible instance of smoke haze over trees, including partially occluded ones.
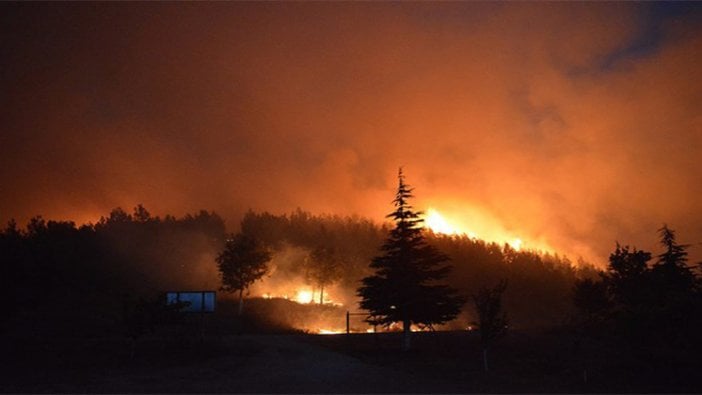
[3,203,698,340]
[1,204,595,337]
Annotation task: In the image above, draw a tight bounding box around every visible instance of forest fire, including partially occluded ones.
[295,290,314,304]
[260,288,341,306]
[425,208,526,251]
[3,2,701,391]
[425,208,468,236]
[248,281,383,334]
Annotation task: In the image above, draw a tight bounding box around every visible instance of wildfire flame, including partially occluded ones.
[424,207,523,251]
[511,238,523,251]
[256,285,342,306]
[318,329,344,335]
[295,289,314,304]
[425,208,459,235]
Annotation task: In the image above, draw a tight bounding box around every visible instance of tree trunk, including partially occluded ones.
[403,319,411,351]
[482,348,489,372]
[320,285,324,305]
[238,289,244,315]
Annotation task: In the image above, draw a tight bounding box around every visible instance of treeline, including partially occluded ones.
[430,233,595,327]
[573,226,702,351]
[1,205,598,336]
[0,206,225,336]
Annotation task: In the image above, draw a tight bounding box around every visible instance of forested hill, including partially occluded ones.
[241,209,597,328]
[1,206,596,336]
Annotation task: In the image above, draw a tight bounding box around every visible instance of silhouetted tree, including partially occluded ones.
[216,233,271,315]
[651,225,696,296]
[358,168,464,350]
[648,225,698,345]
[605,243,652,310]
[133,204,152,222]
[2,219,21,238]
[305,245,342,304]
[573,277,610,323]
[571,227,702,353]
[104,207,132,224]
[472,280,508,372]
[578,242,659,345]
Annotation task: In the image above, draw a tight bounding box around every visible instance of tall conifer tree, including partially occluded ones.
[357,168,464,350]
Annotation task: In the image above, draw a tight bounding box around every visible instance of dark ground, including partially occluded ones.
[2,298,700,393]
[306,330,701,393]
[2,321,700,393]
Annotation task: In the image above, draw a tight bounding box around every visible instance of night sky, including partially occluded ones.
[1,2,701,265]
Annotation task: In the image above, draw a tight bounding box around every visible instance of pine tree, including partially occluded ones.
[655,226,691,269]
[357,168,464,350]
[652,225,696,297]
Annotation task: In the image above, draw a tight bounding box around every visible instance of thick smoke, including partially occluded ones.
[1,3,701,265]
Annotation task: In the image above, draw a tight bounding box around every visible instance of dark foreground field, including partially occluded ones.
[2,324,700,393]
[307,330,701,393]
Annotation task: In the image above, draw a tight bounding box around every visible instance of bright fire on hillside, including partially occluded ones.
[424,208,524,251]
[260,287,340,306]
[257,286,356,334]
[295,289,314,304]
[425,208,475,237]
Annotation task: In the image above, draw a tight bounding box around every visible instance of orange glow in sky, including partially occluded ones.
[1,3,700,266]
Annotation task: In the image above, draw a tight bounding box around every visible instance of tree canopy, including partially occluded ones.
[216,233,271,314]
